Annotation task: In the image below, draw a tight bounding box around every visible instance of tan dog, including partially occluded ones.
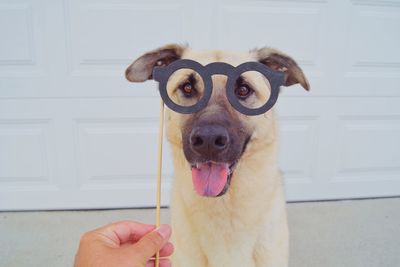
[126,44,309,267]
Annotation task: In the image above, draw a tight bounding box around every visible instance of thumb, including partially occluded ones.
[130,224,172,263]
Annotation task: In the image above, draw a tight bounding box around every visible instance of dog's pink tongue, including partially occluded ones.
[191,162,229,197]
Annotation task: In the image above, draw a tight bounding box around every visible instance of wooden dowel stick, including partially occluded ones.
[155,99,165,267]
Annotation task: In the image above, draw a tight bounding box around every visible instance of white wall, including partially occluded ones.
[0,0,399,210]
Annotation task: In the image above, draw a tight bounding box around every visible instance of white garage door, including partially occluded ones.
[1,0,399,210]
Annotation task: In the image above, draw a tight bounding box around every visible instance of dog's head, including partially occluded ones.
[126,44,309,197]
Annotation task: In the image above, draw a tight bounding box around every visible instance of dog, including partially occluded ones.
[125,44,309,267]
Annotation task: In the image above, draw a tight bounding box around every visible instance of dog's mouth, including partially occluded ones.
[190,161,237,197]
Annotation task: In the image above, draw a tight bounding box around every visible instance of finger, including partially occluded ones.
[158,242,174,257]
[146,259,172,267]
[94,221,156,246]
[130,224,171,263]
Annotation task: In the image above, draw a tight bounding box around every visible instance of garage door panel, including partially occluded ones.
[0,98,173,210]
[66,0,186,76]
[278,115,319,185]
[0,0,66,100]
[334,115,400,182]
[215,2,326,70]
[0,118,60,199]
[0,121,54,183]
[346,1,400,68]
[0,1,45,79]
[278,97,400,201]
[74,118,173,186]
[0,2,35,65]
[342,1,400,96]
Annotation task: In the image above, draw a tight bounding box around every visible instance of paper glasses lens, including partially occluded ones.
[166,68,205,107]
[234,70,272,109]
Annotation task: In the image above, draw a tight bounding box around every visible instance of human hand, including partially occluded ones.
[74,221,173,267]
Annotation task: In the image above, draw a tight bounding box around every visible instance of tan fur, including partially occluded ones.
[166,48,289,267]
[126,44,309,267]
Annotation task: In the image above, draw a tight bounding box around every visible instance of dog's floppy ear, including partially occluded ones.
[256,47,310,91]
[125,44,186,82]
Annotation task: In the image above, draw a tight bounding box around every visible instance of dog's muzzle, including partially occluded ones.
[183,123,245,197]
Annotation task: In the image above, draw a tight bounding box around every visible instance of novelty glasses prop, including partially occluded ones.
[150,59,284,267]
[153,59,285,116]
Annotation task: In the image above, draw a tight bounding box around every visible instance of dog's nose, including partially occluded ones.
[189,125,230,156]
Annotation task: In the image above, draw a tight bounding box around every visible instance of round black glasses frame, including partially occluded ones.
[153,59,284,116]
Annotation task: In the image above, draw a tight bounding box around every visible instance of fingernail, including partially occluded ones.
[157,224,171,239]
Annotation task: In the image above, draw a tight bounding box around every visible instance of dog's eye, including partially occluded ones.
[235,84,253,100]
[179,81,196,98]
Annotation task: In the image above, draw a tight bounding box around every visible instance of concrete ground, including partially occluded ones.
[0,198,399,267]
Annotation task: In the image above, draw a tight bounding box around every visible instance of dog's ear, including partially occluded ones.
[256,47,310,91]
[125,44,186,82]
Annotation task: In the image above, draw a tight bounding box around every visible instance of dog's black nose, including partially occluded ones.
[190,125,230,156]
